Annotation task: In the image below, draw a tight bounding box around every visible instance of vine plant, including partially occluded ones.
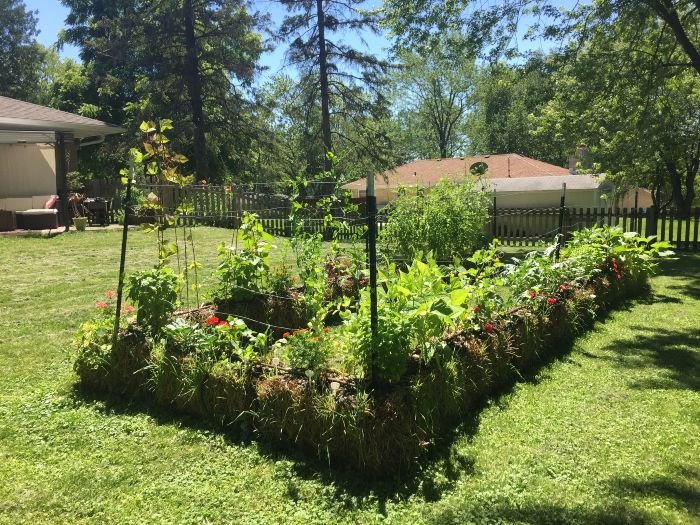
[121,120,201,311]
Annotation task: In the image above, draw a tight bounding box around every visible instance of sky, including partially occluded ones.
[24,0,575,82]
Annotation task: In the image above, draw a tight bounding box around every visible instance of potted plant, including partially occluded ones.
[69,192,88,231]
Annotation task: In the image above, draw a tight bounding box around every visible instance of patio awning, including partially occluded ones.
[0,96,125,140]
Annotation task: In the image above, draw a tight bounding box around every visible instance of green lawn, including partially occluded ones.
[0,228,698,524]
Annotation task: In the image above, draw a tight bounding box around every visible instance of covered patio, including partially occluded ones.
[0,96,124,232]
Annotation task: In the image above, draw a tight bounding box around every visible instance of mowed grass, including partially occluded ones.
[0,228,698,524]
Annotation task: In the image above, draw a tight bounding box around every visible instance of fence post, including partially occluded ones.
[492,192,497,240]
[112,177,133,347]
[366,174,378,386]
[645,205,657,237]
[555,183,567,260]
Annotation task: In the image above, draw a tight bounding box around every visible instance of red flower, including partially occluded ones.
[473,305,481,312]
[323,327,330,333]
[217,320,229,327]
[616,273,622,280]
[484,322,494,333]
[528,290,536,298]
[205,316,220,326]
[547,297,557,305]
[282,332,291,338]
[104,290,116,299]
[121,304,135,314]
[95,301,108,310]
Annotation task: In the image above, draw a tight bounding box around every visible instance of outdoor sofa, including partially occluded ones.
[0,195,59,230]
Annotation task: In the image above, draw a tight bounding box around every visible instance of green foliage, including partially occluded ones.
[0,0,46,102]
[380,178,490,261]
[215,212,274,301]
[127,266,182,333]
[389,40,474,160]
[276,329,332,372]
[342,257,468,382]
[162,316,268,365]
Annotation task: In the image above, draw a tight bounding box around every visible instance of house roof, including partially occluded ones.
[0,96,125,139]
[483,174,600,192]
[342,154,572,190]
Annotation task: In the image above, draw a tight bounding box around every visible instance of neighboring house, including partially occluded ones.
[0,96,124,230]
[342,153,654,209]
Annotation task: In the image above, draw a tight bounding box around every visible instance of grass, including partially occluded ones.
[0,227,698,524]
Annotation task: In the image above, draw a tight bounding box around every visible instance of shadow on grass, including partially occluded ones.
[601,325,700,391]
[425,462,700,524]
[658,253,700,300]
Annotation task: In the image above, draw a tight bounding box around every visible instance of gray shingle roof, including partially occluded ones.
[0,96,125,138]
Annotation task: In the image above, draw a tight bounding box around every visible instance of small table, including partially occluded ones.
[82,198,110,226]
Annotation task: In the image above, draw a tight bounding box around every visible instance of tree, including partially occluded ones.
[390,44,473,159]
[0,0,46,102]
[530,12,700,212]
[468,55,562,164]
[278,0,391,174]
[60,0,264,181]
[381,1,700,77]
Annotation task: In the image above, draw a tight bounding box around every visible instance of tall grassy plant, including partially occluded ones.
[379,178,490,261]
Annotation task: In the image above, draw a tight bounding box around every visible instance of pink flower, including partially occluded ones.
[528,290,536,298]
[121,304,135,314]
[95,301,108,310]
[559,284,569,292]
[484,322,494,333]
[547,297,557,305]
[206,316,220,326]
[104,290,116,299]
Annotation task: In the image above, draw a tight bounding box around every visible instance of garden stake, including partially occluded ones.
[112,177,133,347]
[366,173,378,385]
[555,182,567,261]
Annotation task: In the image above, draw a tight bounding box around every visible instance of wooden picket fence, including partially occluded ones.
[491,206,700,251]
[85,181,699,251]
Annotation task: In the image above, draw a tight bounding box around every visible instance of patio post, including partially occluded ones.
[55,131,74,231]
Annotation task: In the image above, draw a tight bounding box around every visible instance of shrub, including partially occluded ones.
[379,178,490,261]
[127,266,182,333]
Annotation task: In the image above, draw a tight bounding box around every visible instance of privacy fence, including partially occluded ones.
[85,181,700,251]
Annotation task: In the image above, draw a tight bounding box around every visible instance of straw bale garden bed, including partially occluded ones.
[73,220,671,476]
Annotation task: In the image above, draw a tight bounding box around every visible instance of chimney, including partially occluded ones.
[569,143,588,175]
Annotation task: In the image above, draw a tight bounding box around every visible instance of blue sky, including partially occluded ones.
[25,0,575,80]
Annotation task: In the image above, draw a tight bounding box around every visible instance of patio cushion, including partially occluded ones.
[3,197,33,212]
[43,195,58,209]
[32,195,54,209]
[16,208,58,216]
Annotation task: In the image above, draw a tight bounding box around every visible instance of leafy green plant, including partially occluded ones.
[276,328,332,372]
[127,266,182,333]
[215,212,274,301]
[380,178,490,261]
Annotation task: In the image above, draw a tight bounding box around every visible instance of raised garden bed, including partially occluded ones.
[73,225,667,476]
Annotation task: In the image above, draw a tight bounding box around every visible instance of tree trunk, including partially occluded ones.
[316,0,333,174]
[183,0,209,180]
[664,157,696,215]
